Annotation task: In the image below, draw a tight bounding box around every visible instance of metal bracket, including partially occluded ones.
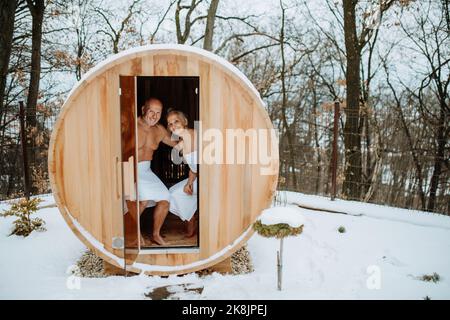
[112,236,124,249]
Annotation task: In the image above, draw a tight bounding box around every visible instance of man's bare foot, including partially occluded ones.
[125,237,139,248]
[152,234,167,246]
[140,234,146,246]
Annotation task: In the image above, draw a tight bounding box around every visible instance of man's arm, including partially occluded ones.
[159,125,178,147]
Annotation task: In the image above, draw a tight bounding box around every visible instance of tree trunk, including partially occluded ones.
[25,0,45,191]
[0,0,18,117]
[203,0,219,51]
[26,0,44,129]
[279,1,297,189]
[427,108,446,212]
[312,83,321,194]
[342,0,362,200]
[362,112,372,195]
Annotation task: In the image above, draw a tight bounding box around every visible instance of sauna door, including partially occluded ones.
[119,76,140,264]
[136,76,200,249]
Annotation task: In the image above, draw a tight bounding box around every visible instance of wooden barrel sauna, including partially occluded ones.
[48,44,278,275]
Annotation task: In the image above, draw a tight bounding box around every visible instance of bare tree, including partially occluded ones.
[0,0,19,119]
[95,0,142,54]
[72,0,95,80]
[25,0,45,130]
[278,0,297,188]
[203,0,219,51]
[341,0,395,200]
[384,61,426,210]
[399,0,449,211]
[175,0,204,44]
[148,0,177,44]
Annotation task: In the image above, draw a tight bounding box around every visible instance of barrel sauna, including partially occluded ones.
[48,44,278,275]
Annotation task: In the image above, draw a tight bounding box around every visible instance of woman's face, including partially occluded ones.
[167,113,186,135]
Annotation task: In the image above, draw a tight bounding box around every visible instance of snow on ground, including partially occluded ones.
[1,193,449,300]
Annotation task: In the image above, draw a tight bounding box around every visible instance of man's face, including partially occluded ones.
[143,102,162,126]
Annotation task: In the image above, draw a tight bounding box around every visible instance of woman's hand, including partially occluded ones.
[174,140,184,151]
[183,182,193,195]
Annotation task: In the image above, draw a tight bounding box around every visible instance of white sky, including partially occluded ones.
[39,0,446,103]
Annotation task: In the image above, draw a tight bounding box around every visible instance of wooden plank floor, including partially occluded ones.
[143,211,198,248]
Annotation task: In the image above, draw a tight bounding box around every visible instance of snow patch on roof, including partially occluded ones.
[64,44,264,109]
[258,205,305,228]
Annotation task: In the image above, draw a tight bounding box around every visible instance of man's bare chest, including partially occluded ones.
[139,126,161,150]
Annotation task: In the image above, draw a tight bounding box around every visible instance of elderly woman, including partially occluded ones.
[166,109,198,237]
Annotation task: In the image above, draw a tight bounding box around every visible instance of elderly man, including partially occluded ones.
[127,97,177,246]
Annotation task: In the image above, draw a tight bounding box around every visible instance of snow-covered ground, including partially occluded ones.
[1,192,449,300]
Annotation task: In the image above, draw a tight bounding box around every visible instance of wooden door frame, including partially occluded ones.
[120,75,141,265]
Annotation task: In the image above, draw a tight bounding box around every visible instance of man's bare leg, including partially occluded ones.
[125,200,138,247]
[138,201,149,246]
[152,200,169,245]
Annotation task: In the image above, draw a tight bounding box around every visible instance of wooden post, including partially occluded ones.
[277,237,284,290]
[331,101,339,201]
[19,101,31,200]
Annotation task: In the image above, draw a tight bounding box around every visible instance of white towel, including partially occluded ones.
[137,161,170,207]
[169,151,198,221]
[169,177,197,221]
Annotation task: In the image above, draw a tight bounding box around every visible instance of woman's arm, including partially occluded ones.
[187,169,197,185]
[183,169,197,195]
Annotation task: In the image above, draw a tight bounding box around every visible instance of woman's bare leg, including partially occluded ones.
[186,212,197,238]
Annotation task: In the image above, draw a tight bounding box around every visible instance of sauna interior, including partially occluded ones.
[121,76,200,250]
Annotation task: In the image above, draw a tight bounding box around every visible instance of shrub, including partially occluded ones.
[338,226,346,233]
[1,197,45,236]
[420,272,440,283]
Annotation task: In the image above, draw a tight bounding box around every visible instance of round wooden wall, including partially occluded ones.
[48,44,278,275]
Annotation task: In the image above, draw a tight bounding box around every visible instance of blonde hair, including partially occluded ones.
[166,108,189,127]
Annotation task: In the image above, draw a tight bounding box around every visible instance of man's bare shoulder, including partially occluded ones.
[155,123,169,135]
[137,119,148,131]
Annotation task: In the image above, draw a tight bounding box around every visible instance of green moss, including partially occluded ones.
[253,220,303,239]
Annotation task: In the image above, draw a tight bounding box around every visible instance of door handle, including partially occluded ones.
[122,156,136,201]
[128,156,136,201]
[115,156,120,200]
